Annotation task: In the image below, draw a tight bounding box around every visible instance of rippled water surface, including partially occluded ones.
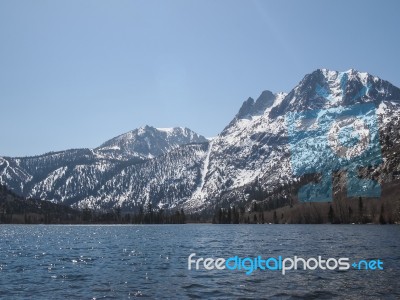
[0,224,399,299]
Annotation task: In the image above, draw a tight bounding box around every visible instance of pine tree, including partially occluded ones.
[358,197,364,224]
[180,208,186,224]
[218,208,223,224]
[328,205,335,224]
[348,206,353,222]
[227,207,232,224]
[379,204,386,224]
[273,211,278,224]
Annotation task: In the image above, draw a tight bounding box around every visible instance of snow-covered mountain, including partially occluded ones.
[1,69,399,213]
[95,126,207,160]
[0,126,208,206]
[186,69,400,211]
[184,90,290,210]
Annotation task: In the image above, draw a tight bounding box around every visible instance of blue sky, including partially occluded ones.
[0,0,399,157]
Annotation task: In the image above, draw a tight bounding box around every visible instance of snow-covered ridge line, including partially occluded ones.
[1,68,400,213]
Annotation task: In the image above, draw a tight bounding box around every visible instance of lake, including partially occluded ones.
[0,224,399,299]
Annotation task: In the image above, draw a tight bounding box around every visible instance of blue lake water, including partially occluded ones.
[0,224,399,299]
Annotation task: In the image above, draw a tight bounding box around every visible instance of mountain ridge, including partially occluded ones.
[1,68,399,214]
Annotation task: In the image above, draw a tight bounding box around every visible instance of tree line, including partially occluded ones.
[81,203,186,224]
[0,185,187,224]
[1,183,399,225]
[212,196,399,224]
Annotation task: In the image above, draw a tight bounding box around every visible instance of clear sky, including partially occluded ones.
[0,0,399,157]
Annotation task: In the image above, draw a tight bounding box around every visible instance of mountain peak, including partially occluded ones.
[254,90,276,111]
[156,127,175,133]
[95,125,207,160]
[236,90,278,119]
[269,68,400,118]
[236,97,255,118]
